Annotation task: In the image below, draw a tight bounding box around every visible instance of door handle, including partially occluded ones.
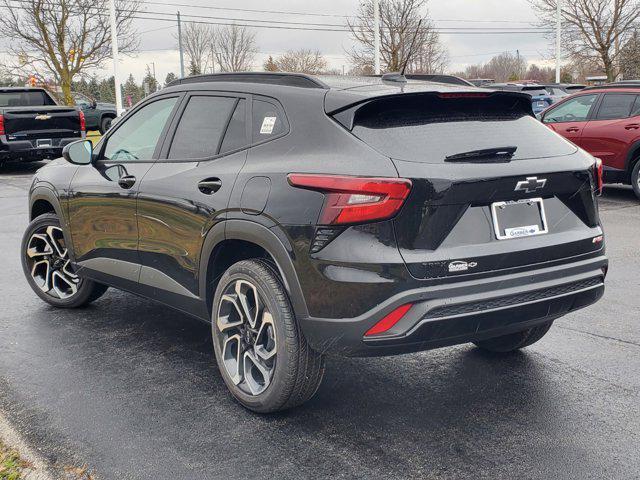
[198,178,222,194]
[118,175,136,189]
[625,124,640,130]
[566,127,580,133]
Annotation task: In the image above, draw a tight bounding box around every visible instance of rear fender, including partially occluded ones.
[198,219,309,321]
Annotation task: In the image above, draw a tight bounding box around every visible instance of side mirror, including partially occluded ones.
[63,140,93,165]
[91,99,97,109]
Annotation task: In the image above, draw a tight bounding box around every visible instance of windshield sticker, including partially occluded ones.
[260,116,277,135]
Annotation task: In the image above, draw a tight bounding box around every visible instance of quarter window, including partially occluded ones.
[252,99,287,143]
[169,96,236,159]
[596,94,637,120]
[103,97,178,161]
[543,94,597,123]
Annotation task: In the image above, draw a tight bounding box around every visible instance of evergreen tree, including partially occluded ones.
[98,77,116,104]
[188,59,201,76]
[164,72,177,86]
[123,73,141,107]
[142,66,158,96]
[263,55,278,72]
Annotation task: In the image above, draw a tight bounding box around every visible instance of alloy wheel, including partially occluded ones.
[216,279,277,396]
[25,225,80,299]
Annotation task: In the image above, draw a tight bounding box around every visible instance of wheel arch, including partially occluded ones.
[625,140,640,182]
[29,186,77,262]
[199,220,309,321]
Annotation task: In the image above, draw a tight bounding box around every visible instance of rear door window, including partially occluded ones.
[220,99,248,154]
[630,96,640,117]
[252,99,287,143]
[595,94,637,120]
[169,96,236,159]
[543,94,598,123]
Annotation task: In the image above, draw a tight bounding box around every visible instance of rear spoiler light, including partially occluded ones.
[0,114,4,136]
[287,174,412,225]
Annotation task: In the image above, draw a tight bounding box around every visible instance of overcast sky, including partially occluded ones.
[4,0,556,83]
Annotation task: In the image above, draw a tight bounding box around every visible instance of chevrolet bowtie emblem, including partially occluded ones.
[515,176,547,193]
[34,114,52,120]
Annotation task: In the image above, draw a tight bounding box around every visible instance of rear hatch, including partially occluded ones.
[3,106,81,141]
[329,90,603,279]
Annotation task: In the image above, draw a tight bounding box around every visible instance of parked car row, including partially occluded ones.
[0,87,117,168]
[483,82,586,114]
[540,82,640,198]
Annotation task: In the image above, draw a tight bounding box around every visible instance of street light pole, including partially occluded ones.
[109,0,123,115]
[177,11,185,78]
[373,0,381,75]
[555,0,562,83]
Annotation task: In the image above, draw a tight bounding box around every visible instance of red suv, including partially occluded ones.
[541,84,640,198]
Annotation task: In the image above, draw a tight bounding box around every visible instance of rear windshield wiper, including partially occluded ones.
[445,146,517,163]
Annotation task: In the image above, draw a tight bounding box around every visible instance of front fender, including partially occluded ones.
[198,219,309,321]
[29,184,78,263]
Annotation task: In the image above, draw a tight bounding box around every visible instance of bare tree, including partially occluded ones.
[214,24,258,72]
[269,49,328,74]
[531,0,640,81]
[177,22,215,74]
[348,0,447,73]
[0,0,139,105]
[619,30,640,80]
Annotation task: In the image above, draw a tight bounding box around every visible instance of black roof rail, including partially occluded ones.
[582,82,640,91]
[166,72,329,89]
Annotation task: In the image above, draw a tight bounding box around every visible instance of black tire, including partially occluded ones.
[99,116,114,134]
[21,213,108,308]
[474,321,554,353]
[631,159,640,200]
[211,259,325,413]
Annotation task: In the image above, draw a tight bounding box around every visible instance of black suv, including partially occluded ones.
[21,73,608,413]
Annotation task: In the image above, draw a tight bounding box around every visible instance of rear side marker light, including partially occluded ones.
[0,114,4,136]
[287,174,412,225]
[365,304,413,337]
[593,157,603,196]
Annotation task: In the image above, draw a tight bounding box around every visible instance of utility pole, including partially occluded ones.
[109,0,123,115]
[555,0,561,83]
[177,11,185,78]
[374,0,381,75]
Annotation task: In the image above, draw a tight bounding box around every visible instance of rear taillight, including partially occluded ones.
[287,174,412,225]
[79,110,86,132]
[593,157,603,196]
[0,114,4,136]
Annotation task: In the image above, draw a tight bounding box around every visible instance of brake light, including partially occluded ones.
[79,110,86,132]
[0,114,4,136]
[438,92,490,99]
[593,157,603,196]
[365,304,413,336]
[287,174,412,225]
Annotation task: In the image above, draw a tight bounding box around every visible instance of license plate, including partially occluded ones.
[491,198,548,240]
[536,101,546,108]
[36,139,52,148]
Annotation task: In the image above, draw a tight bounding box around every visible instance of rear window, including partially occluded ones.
[596,93,637,120]
[521,87,549,97]
[349,94,576,164]
[0,90,56,107]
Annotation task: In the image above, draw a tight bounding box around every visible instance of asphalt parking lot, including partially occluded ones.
[0,161,638,480]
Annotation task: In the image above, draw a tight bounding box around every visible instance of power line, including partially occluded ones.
[5,0,551,34]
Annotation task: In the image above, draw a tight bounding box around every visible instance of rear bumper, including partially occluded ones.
[0,135,82,160]
[300,255,607,357]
